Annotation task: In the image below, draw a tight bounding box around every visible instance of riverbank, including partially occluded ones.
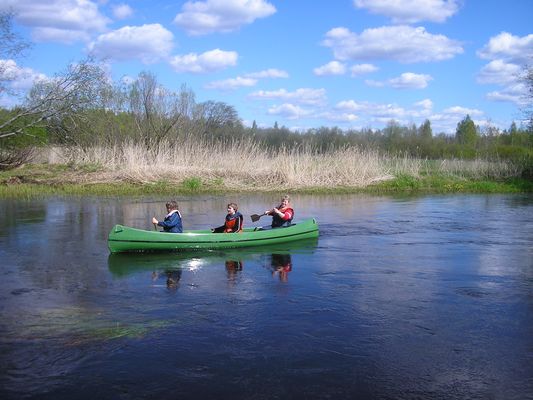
[1,162,531,198]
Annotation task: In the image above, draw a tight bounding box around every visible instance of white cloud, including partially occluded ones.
[173,0,276,36]
[0,0,110,43]
[169,49,238,73]
[334,98,436,125]
[415,99,433,111]
[390,72,433,89]
[0,59,48,94]
[478,32,533,64]
[205,76,257,90]
[245,69,288,79]
[442,106,483,117]
[267,103,311,120]
[249,88,327,106]
[476,32,532,106]
[335,99,406,119]
[335,99,367,112]
[486,82,527,106]
[391,72,432,89]
[354,0,460,24]
[366,72,432,89]
[112,3,133,20]
[350,63,378,76]
[322,25,463,63]
[205,68,287,90]
[321,111,359,122]
[88,24,174,64]
[313,61,346,76]
[477,59,521,85]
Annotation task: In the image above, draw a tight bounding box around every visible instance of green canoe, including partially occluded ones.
[108,218,319,253]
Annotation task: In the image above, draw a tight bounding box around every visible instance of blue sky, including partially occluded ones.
[1,0,532,134]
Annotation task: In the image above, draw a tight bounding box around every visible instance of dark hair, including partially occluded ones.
[228,202,238,211]
[166,200,178,210]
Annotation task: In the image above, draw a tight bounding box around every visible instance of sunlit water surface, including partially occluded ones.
[0,193,532,400]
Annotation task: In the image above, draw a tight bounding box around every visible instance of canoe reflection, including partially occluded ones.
[107,237,317,285]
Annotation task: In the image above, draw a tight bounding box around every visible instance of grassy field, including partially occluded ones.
[1,140,531,197]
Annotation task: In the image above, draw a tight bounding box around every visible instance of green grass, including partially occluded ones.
[369,174,533,194]
[1,176,531,198]
[182,176,202,191]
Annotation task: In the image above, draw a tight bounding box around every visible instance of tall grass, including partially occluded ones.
[40,138,521,189]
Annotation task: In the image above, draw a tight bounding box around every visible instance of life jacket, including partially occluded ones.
[271,206,294,228]
[223,211,243,233]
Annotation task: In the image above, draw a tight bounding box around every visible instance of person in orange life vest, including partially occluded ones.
[152,200,183,233]
[212,203,243,233]
[264,195,294,228]
[225,260,243,282]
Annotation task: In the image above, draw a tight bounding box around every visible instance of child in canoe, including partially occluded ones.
[212,203,243,233]
[152,200,183,233]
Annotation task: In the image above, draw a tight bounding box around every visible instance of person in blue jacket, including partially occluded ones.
[152,200,183,233]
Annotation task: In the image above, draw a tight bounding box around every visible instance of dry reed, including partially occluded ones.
[40,138,519,189]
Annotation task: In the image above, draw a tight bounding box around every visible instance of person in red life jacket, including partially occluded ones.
[264,195,294,228]
[212,203,243,233]
[152,200,183,233]
[271,253,292,282]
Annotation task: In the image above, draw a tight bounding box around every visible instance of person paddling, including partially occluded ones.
[264,195,294,228]
[152,200,183,233]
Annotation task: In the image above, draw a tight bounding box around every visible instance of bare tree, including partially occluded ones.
[195,100,242,141]
[127,72,197,145]
[522,64,533,132]
[0,58,108,142]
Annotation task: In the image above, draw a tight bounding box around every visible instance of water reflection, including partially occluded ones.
[107,238,317,286]
[269,253,292,282]
[2,194,532,400]
[225,260,244,282]
[151,269,183,290]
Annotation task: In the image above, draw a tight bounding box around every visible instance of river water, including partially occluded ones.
[0,193,532,400]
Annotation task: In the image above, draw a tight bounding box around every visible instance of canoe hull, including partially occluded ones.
[108,218,319,253]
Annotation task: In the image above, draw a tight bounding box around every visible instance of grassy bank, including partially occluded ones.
[1,141,531,198]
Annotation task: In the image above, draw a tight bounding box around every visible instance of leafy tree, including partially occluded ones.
[455,114,478,145]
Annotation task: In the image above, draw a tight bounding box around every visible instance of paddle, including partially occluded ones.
[153,222,158,231]
[250,212,267,222]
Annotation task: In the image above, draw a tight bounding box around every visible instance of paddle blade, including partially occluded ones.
[250,214,261,222]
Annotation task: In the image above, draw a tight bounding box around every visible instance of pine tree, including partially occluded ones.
[419,119,432,138]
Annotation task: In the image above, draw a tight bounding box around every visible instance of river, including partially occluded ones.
[0,193,532,400]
